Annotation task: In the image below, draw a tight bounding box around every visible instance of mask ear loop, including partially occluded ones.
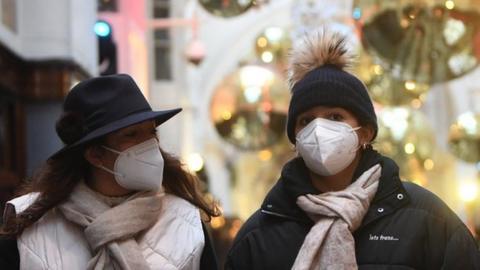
[94,146,124,178]
[96,164,123,178]
[102,145,121,155]
[348,126,364,153]
[350,126,373,151]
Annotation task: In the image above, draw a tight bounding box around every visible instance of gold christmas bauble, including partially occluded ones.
[210,65,289,150]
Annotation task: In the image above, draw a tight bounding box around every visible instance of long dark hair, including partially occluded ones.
[1,138,220,238]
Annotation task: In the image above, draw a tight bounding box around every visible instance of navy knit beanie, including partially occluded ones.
[286,31,378,144]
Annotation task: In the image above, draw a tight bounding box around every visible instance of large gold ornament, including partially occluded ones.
[354,50,428,106]
[353,0,480,105]
[376,106,436,182]
[210,65,289,150]
[448,112,480,163]
[199,0,255,18]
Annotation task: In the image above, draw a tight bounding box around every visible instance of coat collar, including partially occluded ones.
[261,150,410,227]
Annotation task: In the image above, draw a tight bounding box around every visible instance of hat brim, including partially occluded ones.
[49,108,182,160]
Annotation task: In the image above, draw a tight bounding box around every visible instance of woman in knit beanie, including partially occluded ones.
[225,31,480,270]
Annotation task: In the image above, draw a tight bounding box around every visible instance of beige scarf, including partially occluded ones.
[292,164,382,270]
[58,182,162,270]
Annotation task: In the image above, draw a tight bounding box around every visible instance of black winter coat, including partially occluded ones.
[225,150,480,270]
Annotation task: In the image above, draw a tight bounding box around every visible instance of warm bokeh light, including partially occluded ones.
[400,18,410,28]
[405,80,416,91]
[257,37,267,48]
[412,179,425,187]
[404,143,416,154]
[261,51,274,63]
[258,150,272,161]
[458,112,478,135]
[459,181,478,203]
[423,159,435,170]
[373,65,383,75]
[411,99,422,109]
[229,219,243,239]
[239,65,274,89]
[210,216,226,229]
[445,0,455,10]
[186,153,204,172]
[222,111,232,121]
[264,27,283,42]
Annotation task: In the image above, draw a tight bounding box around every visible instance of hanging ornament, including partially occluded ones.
[199,0,255,18]
[448,111,480,163]
[376,106,436,182]
[254,27,291,68]
[210,65,289,150]
[449,111,480,236]
[185,38,206,65]
[353,0,480,90]
[184,11,205,65]
[354,50,428,106]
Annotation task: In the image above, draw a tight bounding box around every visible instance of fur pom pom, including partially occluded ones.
[55,112,86,145]
[287,30,354,90]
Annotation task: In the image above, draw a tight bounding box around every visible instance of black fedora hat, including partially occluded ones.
[50,74,181,159]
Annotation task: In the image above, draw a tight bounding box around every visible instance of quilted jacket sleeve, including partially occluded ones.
[17,238,47,270]
[441,224,480,269]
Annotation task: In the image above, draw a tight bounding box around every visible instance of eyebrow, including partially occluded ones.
[297,114,312,119]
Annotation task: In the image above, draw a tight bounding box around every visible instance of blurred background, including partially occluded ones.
[1,0,480,265]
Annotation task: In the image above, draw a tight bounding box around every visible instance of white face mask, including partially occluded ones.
[296,118,361,176]
[98,138,164,191]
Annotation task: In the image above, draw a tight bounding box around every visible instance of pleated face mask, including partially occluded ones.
[99,138,164,191]
[296,118,360,176]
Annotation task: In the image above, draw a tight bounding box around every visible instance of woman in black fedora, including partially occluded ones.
[225,31,480,269]
[0,74,219,270]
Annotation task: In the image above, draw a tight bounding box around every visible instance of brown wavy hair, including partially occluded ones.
[1,141,220,238]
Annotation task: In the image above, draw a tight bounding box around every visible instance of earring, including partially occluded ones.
[362,142,368,150]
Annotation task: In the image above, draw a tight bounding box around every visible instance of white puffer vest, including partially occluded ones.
[7,192,205,270]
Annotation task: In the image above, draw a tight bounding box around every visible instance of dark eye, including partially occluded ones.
[327,113,344,121]
[298,116,314,127]
[124,130,136,137]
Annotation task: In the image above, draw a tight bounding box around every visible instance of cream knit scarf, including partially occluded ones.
[292,164,382,270]
[58,182,162,270]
